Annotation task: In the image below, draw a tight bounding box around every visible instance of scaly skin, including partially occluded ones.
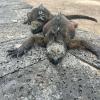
[24,4,97,35]
[7,14,100,68]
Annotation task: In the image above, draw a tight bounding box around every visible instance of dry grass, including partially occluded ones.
[25,0,100,35]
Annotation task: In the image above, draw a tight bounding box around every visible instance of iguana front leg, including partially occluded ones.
[68,39,100,69]
[7,35,48,58]
[23,12,32,25]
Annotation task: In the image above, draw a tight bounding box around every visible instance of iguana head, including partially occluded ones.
[47,42,67,65]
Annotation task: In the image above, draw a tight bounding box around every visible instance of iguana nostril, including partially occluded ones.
[51,48,60,53]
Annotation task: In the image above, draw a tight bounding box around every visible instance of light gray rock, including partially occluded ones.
[0,0,100,100]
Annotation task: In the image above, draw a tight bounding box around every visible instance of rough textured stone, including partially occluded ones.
[0,0,100,100]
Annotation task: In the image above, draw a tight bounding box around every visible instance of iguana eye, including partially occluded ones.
[37,10,46,21]
[38,10,43,15]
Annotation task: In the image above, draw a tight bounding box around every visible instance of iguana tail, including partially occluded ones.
[66,15,97,22]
